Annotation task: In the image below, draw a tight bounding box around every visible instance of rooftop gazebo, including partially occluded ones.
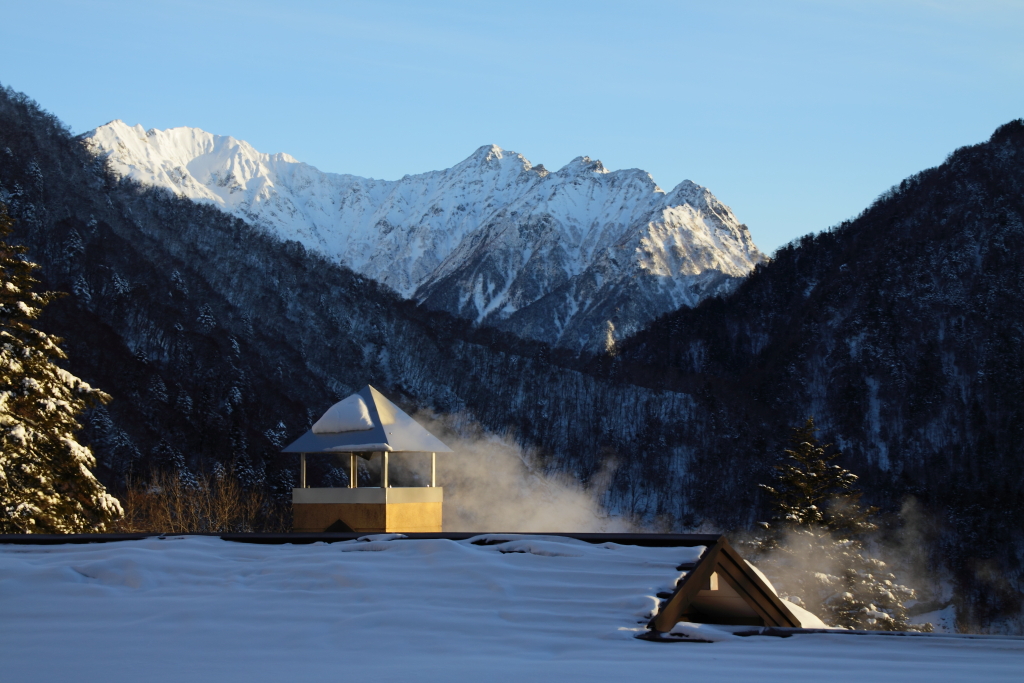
[281,385,453,533]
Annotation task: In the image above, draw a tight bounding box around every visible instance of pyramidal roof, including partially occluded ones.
[281,386,453,454]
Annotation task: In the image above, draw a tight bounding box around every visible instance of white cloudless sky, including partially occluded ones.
[2,0,1023,252]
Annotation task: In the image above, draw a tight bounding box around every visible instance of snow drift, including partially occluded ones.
[1,536,1019,683]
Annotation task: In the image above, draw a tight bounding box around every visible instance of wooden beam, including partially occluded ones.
[716,538,801,628]
[649,541,723,632]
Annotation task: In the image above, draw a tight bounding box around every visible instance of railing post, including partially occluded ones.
[300,453,307,489]
[349,453,356,488]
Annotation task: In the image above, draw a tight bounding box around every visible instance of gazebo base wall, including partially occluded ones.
[292,502,442,533]
[291,488,443,533]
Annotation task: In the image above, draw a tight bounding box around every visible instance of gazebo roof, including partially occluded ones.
[281,385,453,454]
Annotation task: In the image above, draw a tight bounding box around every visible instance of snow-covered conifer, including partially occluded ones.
[263,421,288,449]
[110,271,131,297]
[87,406,140,476]
[150,439,197,489]
[170,269,188,297]
[757,418,925,631]
[196,304,216,332]
[760,418,876,545]
[71,275,91,304]
[26,160,43,192]
[0,204,122,533]
[174,390,193,416]
[148,375,169,404]
[230,423,264,489]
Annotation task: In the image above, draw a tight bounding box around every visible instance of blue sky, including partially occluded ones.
[3,0,1022,252]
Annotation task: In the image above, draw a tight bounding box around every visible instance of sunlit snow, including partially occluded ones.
[2,535,1020,682]
[83,123,764,348]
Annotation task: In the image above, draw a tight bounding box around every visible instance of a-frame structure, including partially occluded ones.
[648,536,802,632]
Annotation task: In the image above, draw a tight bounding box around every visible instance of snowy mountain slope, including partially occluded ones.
[84,122,764,350]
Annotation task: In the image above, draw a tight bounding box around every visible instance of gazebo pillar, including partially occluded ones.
[291,449,442,533]
[283,385,451,533]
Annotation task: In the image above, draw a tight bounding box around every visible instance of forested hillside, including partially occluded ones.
[614,119,1024,632]
[0,86,699,519]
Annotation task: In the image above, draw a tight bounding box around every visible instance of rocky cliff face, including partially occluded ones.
[84,123,764,351]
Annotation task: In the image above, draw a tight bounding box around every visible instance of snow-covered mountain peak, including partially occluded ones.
[560,155,609,176]
[84,121,765,351]
[473,143,506,162]
[663,179,745,232]
[453,144,535,177]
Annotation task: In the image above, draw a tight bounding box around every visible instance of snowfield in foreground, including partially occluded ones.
[1,536,1020,682]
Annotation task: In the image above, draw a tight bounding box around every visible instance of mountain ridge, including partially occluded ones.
[83,121,764,351]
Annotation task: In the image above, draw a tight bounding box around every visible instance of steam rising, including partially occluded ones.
[746,498,949,631]
[384,412,632,532]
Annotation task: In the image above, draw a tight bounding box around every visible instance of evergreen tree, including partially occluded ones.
[757,418,926,631]
[760,417,876,543]
[150,439,198,490]
[196,304,216,332]
[0,204,122,532]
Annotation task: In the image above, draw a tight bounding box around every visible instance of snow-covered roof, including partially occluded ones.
[281,385,453,454]
[3,534,1015,682]
[646,536,804,634]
